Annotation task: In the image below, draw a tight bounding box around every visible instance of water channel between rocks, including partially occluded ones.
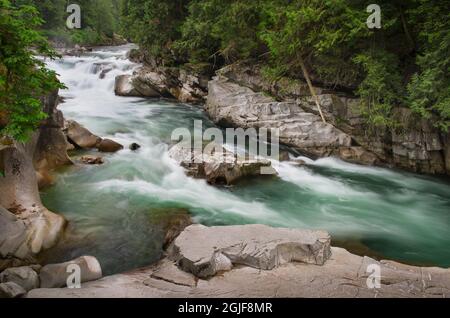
[41,45,450,275]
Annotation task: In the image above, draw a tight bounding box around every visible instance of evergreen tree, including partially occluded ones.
[0,0,64,142]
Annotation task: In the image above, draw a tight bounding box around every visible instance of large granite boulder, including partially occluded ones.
[390,108,446,174]
[114,65,208,103]
[216,63,449,175]
[63,120,123,153]
[168,142,275,184]
[168,224,332,278]
[64,120,101,149]
[131,67,172,97]
[114,75,143,97]
[0,89,69,270]
[39,256,102,288]
[0,141,66,270]
[0,207,29,269]
[206,76,378,164]
[26,224,450,298]
[97,138,124,153]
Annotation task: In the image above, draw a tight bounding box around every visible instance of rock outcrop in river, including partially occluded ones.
[26,224,450,298]
[0,90,71,271]
[114,65,208,104]
[206,75,379,165]
[117,51,449,175]
[215,62,450,175]
[64,120,123,153]
[168,142,275,184]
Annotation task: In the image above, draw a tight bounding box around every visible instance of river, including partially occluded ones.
[41,45,450,275]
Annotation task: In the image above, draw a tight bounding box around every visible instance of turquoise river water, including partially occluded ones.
[41,45,450,275]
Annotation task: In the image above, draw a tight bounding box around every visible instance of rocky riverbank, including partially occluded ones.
[0,90,71,271]
[214,62,450,175]
[25,224,450,298]
[0,89,125,272]
[115,52,450,176]
[2,46,449,299]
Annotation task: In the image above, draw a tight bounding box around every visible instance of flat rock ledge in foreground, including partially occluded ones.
[27,224,450,298]
[168,224,331,278]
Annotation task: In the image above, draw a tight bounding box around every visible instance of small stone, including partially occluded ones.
[80,155,104,165]
[129,143,141,151]
[39,256,102,288]
[0,266,40,291]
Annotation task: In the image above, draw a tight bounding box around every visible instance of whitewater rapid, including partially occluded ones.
[42,45,450,274]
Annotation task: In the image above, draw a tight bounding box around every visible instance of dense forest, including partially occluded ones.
[120,0,449,132]
[15,0,121,45]
[1,0,449,143]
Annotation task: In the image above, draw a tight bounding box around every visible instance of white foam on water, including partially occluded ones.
[42,45,450,269]
[93,153,285,224]
[276,161,377,198]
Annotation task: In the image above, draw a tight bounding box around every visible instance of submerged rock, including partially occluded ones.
[36,169,54,189]
[80,155,104,165]
[290,158,306,166]
[149,208,193,249]
[169,224,332,278]
[97,139,123,153]
[64,120,101,149]
[0,266,39,291]
[168,142,275,185]
[91,62,115,79]
[63,45,89,57]
[39,256,102,288]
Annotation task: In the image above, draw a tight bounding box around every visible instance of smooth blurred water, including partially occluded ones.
[41,45,450,275]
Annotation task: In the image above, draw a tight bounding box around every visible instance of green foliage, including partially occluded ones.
[175,0,263,63]
[407,0,450,131]
[0,0,64,142]
[15,0,121,46]
[5,0,447,134]
[119,0,449,131]
[353,52,404,129]
[120,0,189,60]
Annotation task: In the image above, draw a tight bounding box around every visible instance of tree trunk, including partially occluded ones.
[299,57,327,123]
